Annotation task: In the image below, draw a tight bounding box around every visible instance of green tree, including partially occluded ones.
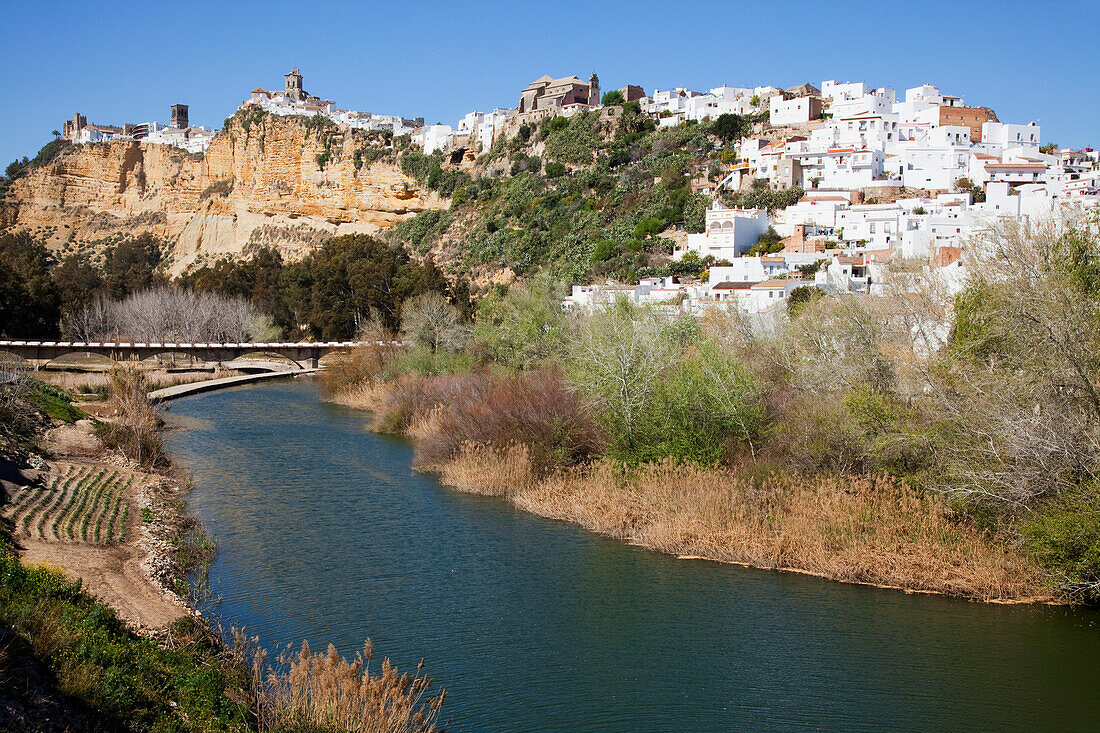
[712,113,751,143]
[475,274,568,369]
[0,231,61,338]
[567,299,679,456]
[103,234,165,299]
[296,235,453,338]
[52,253,104,325]
[786,284,824,316]
[601,90,625,106]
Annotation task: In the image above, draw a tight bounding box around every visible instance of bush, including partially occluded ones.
[0,550,251,729]
[400,368,605,472]
[545,161,567,178]
[1022,487,1100,601]
[634,343,766,465]
[94,364,167,468]
[323,343,390,395]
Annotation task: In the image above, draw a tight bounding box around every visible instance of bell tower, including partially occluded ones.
[589,73,600,106]
[285,67,304,100]
[170,104,189,129]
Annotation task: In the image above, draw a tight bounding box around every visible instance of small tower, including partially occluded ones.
[170,104,189,129]
[589,73,600,106]
[285,67,304,100]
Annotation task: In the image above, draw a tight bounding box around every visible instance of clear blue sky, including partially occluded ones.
[1,0,1096,166]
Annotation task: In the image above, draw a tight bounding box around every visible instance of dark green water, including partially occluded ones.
[163,379,1100,732]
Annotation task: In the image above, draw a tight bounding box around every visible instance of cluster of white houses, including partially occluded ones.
[62,104,217,154]
[57,68,1098,317]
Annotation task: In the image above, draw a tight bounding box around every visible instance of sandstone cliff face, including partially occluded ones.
[1,114,446,274]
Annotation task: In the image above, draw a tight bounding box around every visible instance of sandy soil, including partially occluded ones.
[18,536,186,631]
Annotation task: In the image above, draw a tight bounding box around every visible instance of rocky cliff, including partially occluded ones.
[0,113,446,274]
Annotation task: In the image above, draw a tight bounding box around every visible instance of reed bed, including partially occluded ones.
[439,442,536,496]
[236,632,445,733]
[503,461,1044,602]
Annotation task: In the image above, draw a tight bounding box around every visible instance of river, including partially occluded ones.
[163,378,1100,732]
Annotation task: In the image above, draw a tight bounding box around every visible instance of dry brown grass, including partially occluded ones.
[322,343,391,396]
[236,632,445,733]
[499,461,1045,602]
[93,364,169,468]
[439,442,535,496]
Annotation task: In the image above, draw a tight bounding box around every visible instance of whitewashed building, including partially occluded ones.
[674,201,771,261]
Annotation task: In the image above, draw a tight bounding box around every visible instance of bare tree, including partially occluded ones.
[400,292,468,353]
[108,287,261,343]
[566,298,678,451]
[65,292,118,341]
[930,213,1100,506]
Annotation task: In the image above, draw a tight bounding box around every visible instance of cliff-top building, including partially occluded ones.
[517,73,600,114]
[247,67,334,112]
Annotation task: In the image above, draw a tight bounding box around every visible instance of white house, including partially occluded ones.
[674,201,771,261]
[770,96,822,125]
[417,124,454,155]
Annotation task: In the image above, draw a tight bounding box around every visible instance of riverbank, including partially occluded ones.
[2,366,305,631]
[3,419,196,630]
[2,372,449,730]
[332,385,1054,605]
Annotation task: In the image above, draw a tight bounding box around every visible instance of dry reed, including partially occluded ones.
[234,630,445,733]
[439,442,535,495]
[504,461,1045,602]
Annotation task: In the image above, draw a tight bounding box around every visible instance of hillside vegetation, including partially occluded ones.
[389,108,790,283]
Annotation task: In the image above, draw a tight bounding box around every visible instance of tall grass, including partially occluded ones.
[440,442,535,496]
[233,631,445,733]
[508,461,1043,601]
[95,364,168,468]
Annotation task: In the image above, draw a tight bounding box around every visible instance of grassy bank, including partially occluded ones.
[334,383,1046,603]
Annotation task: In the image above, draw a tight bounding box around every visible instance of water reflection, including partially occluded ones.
[164,379,1100,732]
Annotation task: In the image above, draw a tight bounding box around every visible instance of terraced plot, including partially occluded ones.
[2,463,137,545]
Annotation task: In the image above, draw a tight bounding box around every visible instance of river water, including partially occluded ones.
[163,379,1100,732]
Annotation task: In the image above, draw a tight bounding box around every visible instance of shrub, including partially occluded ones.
[94,364,167,468]
[323,343,390,395]
[410,368,605,471]
[1022,487,1100,602]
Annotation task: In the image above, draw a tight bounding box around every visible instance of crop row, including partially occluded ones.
[4,464,135,545]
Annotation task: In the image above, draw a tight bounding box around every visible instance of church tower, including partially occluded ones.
[589,73,600,106]
[285,67,304,100]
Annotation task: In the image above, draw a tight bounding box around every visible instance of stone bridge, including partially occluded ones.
[0,340,367,371]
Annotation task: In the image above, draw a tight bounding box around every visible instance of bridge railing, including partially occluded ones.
[0,341,367,349]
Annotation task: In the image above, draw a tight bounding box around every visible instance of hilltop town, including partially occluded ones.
[10,66,1100,308]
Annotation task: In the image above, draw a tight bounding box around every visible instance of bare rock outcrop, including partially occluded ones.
[1,113,447,274]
